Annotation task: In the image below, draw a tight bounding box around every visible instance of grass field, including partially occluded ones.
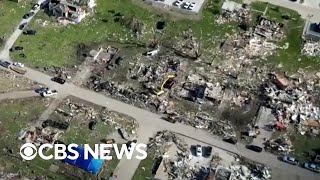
[132,149,156,180]
[0,0,32,43]
[290,133,320,162]
[251,2,320,72]
[11,0,237,68]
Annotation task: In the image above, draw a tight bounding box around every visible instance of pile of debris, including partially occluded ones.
[0,173,32,180]
[262,73,320,135]
[150,131,198,179]
[230,163,271,180]
[302,40,320,56]
[254,17,284,41]
[173,29,201,59]
[175,74,223,104]
[18,126,61,146]
[149,131,188,154]
[58,99,138,134]
[217,1,250,24]
[265,134,293,154]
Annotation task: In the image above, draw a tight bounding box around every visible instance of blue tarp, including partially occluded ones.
[63,145,104,175]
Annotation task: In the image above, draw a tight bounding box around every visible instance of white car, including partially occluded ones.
[196,144,202,157]
[183,2,191,9]
[188,2,195,10]
[173,0,183,6]
[128,140,137,151]
[13,62,24,68]
[41,90,58,97]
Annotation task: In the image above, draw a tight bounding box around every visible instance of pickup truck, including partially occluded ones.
[10,66,27,75]
[41,90,58,97]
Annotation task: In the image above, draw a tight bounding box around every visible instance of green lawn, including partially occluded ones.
[290,133,320,162]
[11,0,237,68]
[251,2,320,72]
[0,0,32,44]
[132,149,156,180]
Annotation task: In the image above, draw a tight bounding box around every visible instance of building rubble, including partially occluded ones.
[264,134,293,154]
[261,73,320,135]
[18,126,61,147]
[302,40,320,56]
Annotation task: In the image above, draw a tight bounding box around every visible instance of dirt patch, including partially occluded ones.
[0,70,43,93]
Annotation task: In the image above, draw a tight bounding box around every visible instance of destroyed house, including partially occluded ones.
[63,145,104,175]
[49,0,86,23]
[304,21,320,41]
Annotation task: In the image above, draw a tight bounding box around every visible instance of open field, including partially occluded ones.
[0,0,32,44]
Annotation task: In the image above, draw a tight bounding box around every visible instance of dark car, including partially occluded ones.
[42,119,69,130]
[223,137,238,144]
[18,23,27,30]
[51,77,66,84]
[23,12,34,19]
[35,87,49,93]
[0,60,11,68]
[23,30,37,35]
[203,146,213,157]
[9,46,24,51]
[246,145,263,152]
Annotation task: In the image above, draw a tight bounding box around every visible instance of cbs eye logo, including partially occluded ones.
[20,143,38,160]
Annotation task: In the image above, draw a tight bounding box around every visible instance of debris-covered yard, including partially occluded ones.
[0,69,42,93]
[133,131,272,180]
[0,97,58,179]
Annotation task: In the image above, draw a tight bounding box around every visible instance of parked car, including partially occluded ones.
[23,30,37,35]
[10,46,24,51]
[128,140,137,151]
[41,89,58,97]
[51,77,66,84]
[304,163,320,173]
[32,3,40,10]
[19,23,28,30]
[173,0,183,6]
[203,146,212,157]
[13,62,24,68]
[246,145,263,152]
[188,2,195,10]
[35,87,49,93]
[42,119,69,130]
[183,2,191,9]
[23,12,34,19]
[281,156,299,165]
[0,60,11,68]
[223,137,237,144]
[196,144,202,157]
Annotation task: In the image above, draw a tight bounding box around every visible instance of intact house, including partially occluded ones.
[304,21,320,41]
[48,0,96,24]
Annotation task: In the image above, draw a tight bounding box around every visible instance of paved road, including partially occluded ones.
[0,90,39,100]
[0,1,319,180]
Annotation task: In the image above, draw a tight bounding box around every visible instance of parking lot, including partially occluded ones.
[152,0,206,13]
